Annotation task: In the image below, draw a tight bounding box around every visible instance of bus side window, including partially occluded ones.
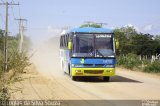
[63,36,65,48]
[60,36,62,48]
[65,34,68,49]
[61,37,62,48]
[64,35,67,48]
[61,36,63,48]
[66,34,69,47]
[60,34,71,49]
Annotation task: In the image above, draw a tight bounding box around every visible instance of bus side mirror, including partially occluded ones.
[116,40,119,49]
[68,41,72,50]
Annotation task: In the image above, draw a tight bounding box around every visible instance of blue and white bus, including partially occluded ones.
[60,27,117,81]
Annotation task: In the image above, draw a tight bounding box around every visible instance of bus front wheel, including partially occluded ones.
[103,76,110,82]
[71,76,77,81]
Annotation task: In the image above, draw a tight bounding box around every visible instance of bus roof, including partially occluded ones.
[69,27,113,33]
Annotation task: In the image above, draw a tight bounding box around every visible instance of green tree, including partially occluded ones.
[154,35,160,54]
[114,26,138,55]
[80,23,102,28]
[114,26,160,56]
[114,28,127,55]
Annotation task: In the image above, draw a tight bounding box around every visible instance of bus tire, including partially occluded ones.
[68,64,71,75]
[71,76,77,81]
[103,76,110,82]
[69,65,74,80]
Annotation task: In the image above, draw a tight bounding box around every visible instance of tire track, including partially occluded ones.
[37,64,100,106]
[28,74,63,100]
[29,77,43,100]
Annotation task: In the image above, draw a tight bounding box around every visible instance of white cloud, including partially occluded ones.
[124,24,140,32]
[143,24,153,31]
[120,23,160,35]
[134,26,139,32]
[124,24,134,28]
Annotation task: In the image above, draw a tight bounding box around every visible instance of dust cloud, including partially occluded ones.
[30,29,63,78]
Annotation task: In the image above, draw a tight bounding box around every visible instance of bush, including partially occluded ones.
[0,51,3,79]
[0,87,10,101]
[117,53,141,69]
[143,61,160,73]
[8,49,31,74]
[0,32,31,101]
[0,49,31,101]
[117,55,125,65]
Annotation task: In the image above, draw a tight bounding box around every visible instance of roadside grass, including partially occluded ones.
[143,61,160,73]
[0,49,31,101]
[117,53,141,69]
[117,53,160,73]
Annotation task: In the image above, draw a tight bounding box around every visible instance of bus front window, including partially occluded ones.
[72,34,115,57]
[73,34,94,57]
[95,34,114,57]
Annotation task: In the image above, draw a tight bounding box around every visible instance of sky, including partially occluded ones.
[0,0,160,43]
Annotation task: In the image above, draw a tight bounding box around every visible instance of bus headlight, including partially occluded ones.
[106,70,112,72]
[76,70,82,73]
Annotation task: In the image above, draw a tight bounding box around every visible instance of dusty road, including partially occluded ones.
[10,37,160,105]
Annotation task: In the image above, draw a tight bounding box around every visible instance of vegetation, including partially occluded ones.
[80,23,102,28]
[115,26,160,55]
[115,26,160,73]
[117,53,141,69]
[0,29,31,100]
[143,61,160,73]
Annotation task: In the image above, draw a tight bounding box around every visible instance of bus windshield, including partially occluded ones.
[95,34,114,57]
[73,34,94,57]
[72,34,114,57]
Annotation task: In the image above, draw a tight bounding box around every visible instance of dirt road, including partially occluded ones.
[10,37,160,105]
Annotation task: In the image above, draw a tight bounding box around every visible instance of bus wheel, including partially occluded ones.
[103,76,110,82]
[71,76,77,81]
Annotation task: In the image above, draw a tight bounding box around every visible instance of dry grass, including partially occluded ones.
[0,49,31,100]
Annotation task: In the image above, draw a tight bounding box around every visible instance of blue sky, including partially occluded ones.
[0,0,160,42]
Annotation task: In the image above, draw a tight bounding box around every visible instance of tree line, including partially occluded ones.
[114,26,160,57]
[114,26,160,72]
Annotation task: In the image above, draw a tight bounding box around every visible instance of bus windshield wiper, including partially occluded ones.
[88,48,94,57]
[95,49,104,57]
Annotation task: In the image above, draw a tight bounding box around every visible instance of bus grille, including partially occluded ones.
[83,64,105,67]
[95,64,104,67]
[83,64,93,67]
[84,70,104,74]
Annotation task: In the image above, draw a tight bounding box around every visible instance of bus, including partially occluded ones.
[60,27,118,81]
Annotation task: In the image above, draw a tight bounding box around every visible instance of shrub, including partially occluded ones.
[143,61,160,73]
[0,49,31,101]
[0,33,31,101]
[117,53,141,69]
[0,86,10,101]
[0,51,3,79]
[8,49,31,74]
[117,55,126,65]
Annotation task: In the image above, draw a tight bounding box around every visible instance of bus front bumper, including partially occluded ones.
[71,68,115,76]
